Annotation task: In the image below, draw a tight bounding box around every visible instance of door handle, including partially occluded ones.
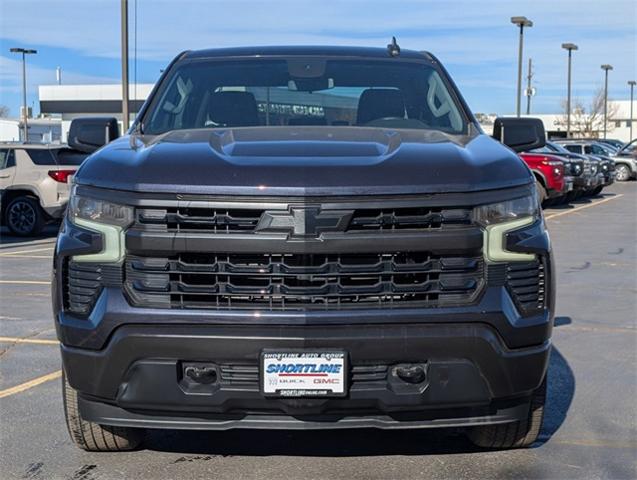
[0,174,11,178]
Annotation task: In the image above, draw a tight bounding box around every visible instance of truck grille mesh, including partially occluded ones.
[136,206,472,233]
[124,252,484,311]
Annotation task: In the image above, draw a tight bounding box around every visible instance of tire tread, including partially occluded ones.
[62,372,142,452]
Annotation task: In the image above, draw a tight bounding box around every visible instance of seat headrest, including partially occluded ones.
[207,91,259,127]
[356,89,406,125]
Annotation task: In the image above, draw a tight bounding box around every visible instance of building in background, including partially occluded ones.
[478,99,636,142]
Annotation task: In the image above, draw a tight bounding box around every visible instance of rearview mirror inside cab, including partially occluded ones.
[492,117,546,153]
[68,117,120,153]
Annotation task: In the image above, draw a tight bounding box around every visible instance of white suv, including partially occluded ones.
[0,144,87,236]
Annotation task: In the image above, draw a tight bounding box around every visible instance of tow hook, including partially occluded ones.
[394,364,427,384]
[183,364,218,384]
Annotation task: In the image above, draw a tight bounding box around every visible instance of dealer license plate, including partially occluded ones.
[261,351,347,397]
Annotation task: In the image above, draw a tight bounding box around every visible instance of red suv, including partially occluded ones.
[519,153,569,205]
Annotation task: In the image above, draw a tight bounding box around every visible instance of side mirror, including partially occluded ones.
[68,117,120,153]
[492,117,546,153]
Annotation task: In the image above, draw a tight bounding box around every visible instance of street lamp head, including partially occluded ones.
[561,43,578,51]
[628,80,637,87]
[511,16,533,27]
[9,47,37,54]
[601,64,613,71]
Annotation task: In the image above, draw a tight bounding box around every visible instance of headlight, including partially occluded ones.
[475,193,540,263]
[67,188,133,263]
[68,190,134,227]
[473,193,539,227]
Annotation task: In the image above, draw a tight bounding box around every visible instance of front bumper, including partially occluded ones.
[62,322,550,430]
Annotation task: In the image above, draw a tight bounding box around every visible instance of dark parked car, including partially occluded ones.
[54,45,554,452]
[596,138,624,151]
[555,140,614,193]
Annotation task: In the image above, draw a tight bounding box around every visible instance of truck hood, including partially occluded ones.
[76,127,532,196]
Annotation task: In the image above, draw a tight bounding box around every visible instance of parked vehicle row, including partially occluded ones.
[521,140,613,207]
[555,137,637,182]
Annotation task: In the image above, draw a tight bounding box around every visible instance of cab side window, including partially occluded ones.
[564,145,581,154]
[0,149,15,169]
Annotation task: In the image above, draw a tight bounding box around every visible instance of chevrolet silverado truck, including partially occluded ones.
[53,45,554,452]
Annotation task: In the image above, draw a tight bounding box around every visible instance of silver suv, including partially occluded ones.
[0,144,87,236]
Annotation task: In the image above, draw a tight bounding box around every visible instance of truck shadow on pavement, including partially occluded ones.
[142,347,575,456]
[0,225,59,248]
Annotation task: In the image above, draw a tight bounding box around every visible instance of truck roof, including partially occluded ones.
[182,45,434,61]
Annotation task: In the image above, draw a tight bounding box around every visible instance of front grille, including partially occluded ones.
[136,206,472,234]
[505,259,546,315]
[125,252,484,311]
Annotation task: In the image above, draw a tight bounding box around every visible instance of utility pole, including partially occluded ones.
[9,47,37,142]
[525,57,533,115]
[601,64,613,139]
[562,43,578,138]
[56,66,62,85]
[121,0,130,130]
[629,81,636,141]
[511,16,533,117]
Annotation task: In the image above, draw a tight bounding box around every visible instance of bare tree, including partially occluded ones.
[0,105,10,118]
[558,88,620,137]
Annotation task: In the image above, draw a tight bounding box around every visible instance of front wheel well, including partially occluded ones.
[532,171,547,188]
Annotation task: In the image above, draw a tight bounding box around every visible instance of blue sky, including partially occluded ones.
[1,0,635,118]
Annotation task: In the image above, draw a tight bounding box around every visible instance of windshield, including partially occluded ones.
[143,58,468,135]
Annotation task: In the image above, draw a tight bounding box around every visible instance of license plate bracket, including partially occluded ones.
[260,350,348,398]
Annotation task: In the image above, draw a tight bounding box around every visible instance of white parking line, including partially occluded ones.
[545,194,624,220]
[0,280,51,285]
[0,336,59,345]
[0,246,55,256]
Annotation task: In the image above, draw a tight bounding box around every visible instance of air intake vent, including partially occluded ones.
[506,259,546,316]
[63,261,103,316]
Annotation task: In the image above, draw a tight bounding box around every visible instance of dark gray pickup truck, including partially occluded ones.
[54,45,554,451]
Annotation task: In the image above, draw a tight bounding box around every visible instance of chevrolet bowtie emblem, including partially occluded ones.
[255,207,353,238]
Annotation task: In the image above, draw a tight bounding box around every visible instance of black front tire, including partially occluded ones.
[62,371,143,452]
[467,378,546,449]
[590,185,604,196]
[6,196,45,236]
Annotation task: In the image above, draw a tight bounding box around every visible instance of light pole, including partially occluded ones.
[9,47,37,142]
[511,16,533,117]
[121,0,130,130]
[601,64,613,139]
[562,43,578,138]
[629,81,636,140]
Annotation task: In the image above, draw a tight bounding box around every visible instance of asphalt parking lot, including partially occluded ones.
[1,182,636,480]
